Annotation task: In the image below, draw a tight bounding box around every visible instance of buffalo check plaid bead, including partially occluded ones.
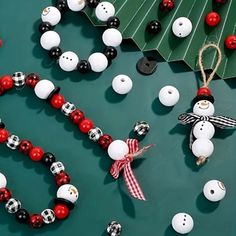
[12,72,26,87]
[61,102,76,116]
[107,221,122,236]
[6,135,20,150]
[88,127,103,142]
[41,209,55,224]
[133,121,150,136]
[5,198,21,214]
[50,161,65,175]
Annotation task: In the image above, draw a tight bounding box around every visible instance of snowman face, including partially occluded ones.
[193,121,215,139]
[172,17,192,38]
[95,2,115,22]
[41,6,61,26]
[59,51,79,72]
[57,184,79,204]
[67,0,86,11]
[203,180,226,202]
[193,100,215,116]
[172,213,194,234]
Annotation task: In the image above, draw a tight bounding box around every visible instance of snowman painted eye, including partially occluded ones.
[210,190,214,194]
[179,22,183,26]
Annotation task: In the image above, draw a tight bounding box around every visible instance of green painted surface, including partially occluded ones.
[0,0,236,236]
[85,0,236,79]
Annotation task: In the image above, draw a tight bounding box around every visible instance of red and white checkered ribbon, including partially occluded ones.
[110,139,153,201]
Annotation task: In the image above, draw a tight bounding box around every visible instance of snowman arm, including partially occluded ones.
[210,116,236,129]
[178,113,199,125]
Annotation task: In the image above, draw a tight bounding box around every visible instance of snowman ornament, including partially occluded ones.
[178,44,236,165]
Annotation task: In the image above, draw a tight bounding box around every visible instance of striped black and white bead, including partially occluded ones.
[133,121,150,136]
[61,102,76,116]
[50,161,65,175]
[41,209,56,224]
[12,72,25,87]
[107,221,122,236]
[6,135,20,150]
[5,198,21,214]
[88,127,103,142]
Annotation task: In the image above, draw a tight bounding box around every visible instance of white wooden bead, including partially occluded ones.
[0,173,7,188]
[40,31,60,50]
[172,17,192,38]
[34,80,55,99]
[193,100,215,116]
[203,180,226,202]
[102,28,122,47]
[112,75,133,94]
[67,0,86,11]
[158,85,180,106]
[192,138,214,159]
[95,2,115,22]
[57,184,79,204]
[108,140,129,160]
[88,53,108,72]
[41,6,61,26]
[172,213,194,234]
[59,51,79,72]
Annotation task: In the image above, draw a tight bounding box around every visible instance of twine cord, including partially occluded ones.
[198,43,222,88]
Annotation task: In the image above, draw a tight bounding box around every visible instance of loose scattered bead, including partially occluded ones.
[29,214,44,228]
[88,127,103,142]
[0,188,12,202]
[172,213,194,234]
[205,12,221,27]
[203,180,226,202]
[79,118,94,133]
[98,134,113,150]
[158,85,180,106]
[15,209,30,224]
[55,171,71,186]
[112,74,133,95]
[40,31,61,50]
[107,221,122,236]
[133,121,150,136]
[61,102,76,116]
[50,161,65,175]
[54,204,69,220]
[172,17,192,38]
[29,147,45,162]
[225,35,236,50]
[159,0,175,11]
[0,129,9,143]
[70,109,85,125]
[5,198,21,214]
[12,72,26,87]
[25,73,40,88]
[19,140,33,155]
[0,75,14,90]
[6,135,20,150]
[146,20,162,34]
[41,209,56,224]
[51,94,65,109]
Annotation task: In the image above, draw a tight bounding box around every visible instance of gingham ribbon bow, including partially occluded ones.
[110,139,153,201]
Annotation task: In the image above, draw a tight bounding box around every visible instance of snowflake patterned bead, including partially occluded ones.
[50,161,65,175]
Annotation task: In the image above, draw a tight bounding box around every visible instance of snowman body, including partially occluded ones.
[191,100,215,165]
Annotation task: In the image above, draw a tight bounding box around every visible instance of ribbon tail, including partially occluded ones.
[132,144,155,158]
[123,162,146,201]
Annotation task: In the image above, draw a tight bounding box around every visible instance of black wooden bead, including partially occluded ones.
[15,209,30,224]
[87,0,100,8]
[0,122,5,129]
[103,46,117,60]
[39,22,54,34]
[42,152,56,167]
[56,0,68,12]
[49,47,62,60]
[107,17,120,28]
[77,60,91,73]
[146,20,162,34]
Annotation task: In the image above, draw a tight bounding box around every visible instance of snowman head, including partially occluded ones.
[57,184,79,204]
[193,100,215,116]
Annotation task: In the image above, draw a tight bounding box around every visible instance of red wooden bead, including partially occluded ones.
[0,85,4,96]
[160,0,174,11]
[0,188,12,202]
[55,171,71,186]
[50,94,65,109]
[205,12,221,27]
[29,214,44,228]
[0,75,14,90]
[29,147,44,161]
[225,35,236,50]
[0,128,9,143]
[79,118,94,133]
[19,140,33,155]
[98,134,113,150]
[70,109,85,125]
[25,73,40,88]
[54,204,69,220]
[197,87,212,96]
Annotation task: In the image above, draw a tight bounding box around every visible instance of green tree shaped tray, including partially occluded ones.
[85,0,236,79]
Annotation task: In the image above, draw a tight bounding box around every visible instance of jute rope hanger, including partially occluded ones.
[198,43,222,88]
